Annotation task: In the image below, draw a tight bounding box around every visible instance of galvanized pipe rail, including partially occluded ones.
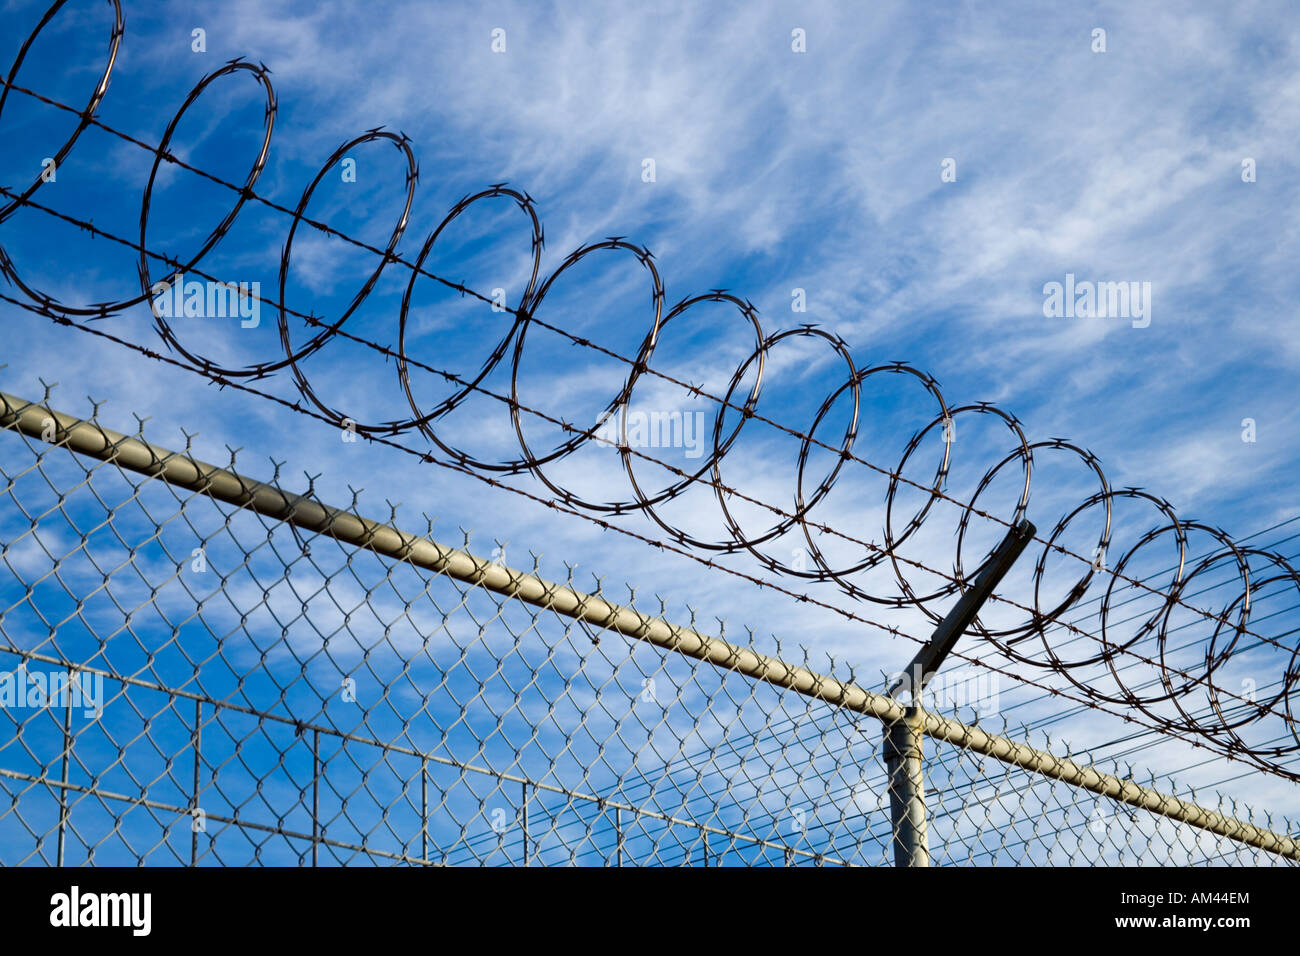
[3,390,1297,862]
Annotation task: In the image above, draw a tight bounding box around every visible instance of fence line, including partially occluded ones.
[4,0,1299,790]
[2,389,1295,865]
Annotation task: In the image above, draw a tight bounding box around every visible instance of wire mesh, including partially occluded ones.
[0,396,1295,866]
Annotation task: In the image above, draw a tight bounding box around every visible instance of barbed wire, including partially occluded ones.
[0,51,1263,635]
[4,315,1295,792]
[6,223,1297,783]
[2,181,1292,773]
[2,0,1297,776]
[10,179,1279,744]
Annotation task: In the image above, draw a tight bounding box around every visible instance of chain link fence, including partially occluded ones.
[0,390,1296,866]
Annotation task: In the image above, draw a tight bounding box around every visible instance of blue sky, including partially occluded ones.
[3,0,1300,859]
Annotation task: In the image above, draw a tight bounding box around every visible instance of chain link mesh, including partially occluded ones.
[0,398,1294,866]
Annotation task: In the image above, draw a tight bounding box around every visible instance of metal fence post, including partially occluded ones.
[420,757,428,865]
[613,803,622,867]
[880,520,1036,868]
[190,698,202,866]
[521,780,529,867]
[311,728,320,867]
[884,705,928,867]
[56,688,72,866]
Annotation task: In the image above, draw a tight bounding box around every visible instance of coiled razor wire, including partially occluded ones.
[2,0,1299,777]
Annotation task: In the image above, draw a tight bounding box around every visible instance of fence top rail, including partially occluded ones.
[1,388,1296,861]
